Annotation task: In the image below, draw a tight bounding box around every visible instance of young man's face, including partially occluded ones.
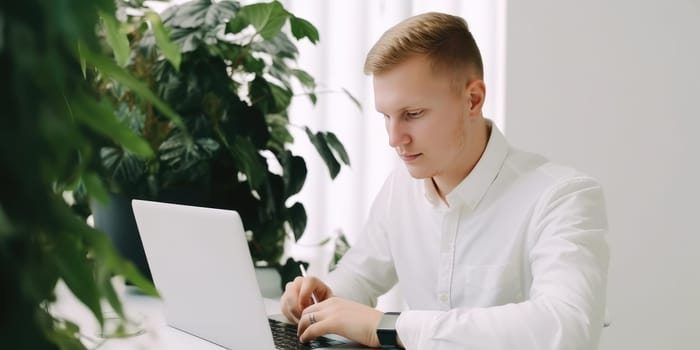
[373,54,481,184]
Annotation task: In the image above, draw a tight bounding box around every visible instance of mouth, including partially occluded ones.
[399,153,422,162]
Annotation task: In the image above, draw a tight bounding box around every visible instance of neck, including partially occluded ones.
[433,119,491,202]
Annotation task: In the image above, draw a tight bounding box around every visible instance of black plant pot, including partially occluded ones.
[91,189,209,283]
[91,193,153,282]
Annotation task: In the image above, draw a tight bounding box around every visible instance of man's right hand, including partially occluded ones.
[280,276,334,324]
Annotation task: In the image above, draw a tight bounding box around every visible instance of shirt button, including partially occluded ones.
[439,294,448,303]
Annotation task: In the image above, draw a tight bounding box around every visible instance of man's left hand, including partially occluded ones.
[297,296,383,347]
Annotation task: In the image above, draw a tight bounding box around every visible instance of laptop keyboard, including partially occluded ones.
[269,318,347,349]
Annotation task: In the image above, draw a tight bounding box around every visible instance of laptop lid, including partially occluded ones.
[131,199,275,349]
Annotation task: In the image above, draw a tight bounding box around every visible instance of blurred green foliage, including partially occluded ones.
[0,0,164,348]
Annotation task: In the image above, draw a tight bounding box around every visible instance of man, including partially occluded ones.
[281,12,609,350]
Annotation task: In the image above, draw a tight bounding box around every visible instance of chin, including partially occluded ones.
[404,164,432,179]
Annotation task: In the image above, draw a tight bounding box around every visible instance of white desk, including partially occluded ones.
[51,280,281,349]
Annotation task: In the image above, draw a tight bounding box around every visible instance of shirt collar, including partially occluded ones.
[423,120,509,210]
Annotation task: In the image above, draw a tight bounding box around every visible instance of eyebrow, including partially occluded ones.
[376,105,424,115]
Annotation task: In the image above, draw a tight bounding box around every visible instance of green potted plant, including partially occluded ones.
[89,0,351,288]
[1,0,179,348]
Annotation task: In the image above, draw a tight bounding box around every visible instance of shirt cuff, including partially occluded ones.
[396,310,442,349]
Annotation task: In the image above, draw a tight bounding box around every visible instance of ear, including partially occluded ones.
[464,79,486,117]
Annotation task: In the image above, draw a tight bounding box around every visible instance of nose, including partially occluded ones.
[386,117,410,148]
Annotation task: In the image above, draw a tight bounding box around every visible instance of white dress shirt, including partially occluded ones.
[325,124,609,350]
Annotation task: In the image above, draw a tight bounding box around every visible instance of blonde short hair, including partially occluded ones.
[364,12,483,89]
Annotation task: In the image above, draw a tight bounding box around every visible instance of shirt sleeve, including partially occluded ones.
[324,172,399,306]
[396,177,609,350]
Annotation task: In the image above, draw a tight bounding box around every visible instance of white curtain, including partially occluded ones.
[280,0,506,309]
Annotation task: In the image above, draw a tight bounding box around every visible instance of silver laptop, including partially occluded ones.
[132,199,366,349]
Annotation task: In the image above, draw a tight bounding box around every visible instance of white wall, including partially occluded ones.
[505,1,700,349]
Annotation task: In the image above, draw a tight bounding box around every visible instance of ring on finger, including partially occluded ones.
[309,312,317,325]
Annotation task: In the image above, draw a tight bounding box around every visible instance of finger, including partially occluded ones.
[298,311,329,343]
[285,278,303,301]
[281,302,299,324]
[296,310,308,337]
[281,280,303,323]
[297,304,321,335]
[297,308,323,339]
[280,294,295,315]
[290,298,303,322]
[298,277,322,309]
[284,280,297,294]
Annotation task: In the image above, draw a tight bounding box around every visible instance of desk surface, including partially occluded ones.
[51,281,281,349]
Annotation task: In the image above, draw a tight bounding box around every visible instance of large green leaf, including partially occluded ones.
[324,132,350,166]
[268,82,292,112]
[167,26,203,53]
[52,235,104,326]
[291,69,315,90]
[100,147,147,185]
[114,102,146,134]
[249,75,273,114]
[261,173,285,216]
[100,11,130,67]
[96,264,125,319]
[268,56,294,90]
[84,49,186,131]
[196,138,220,156]
[69,95,154,159]
[159,133,219,178]
[161,0,238,29]
[308,92,318,105]
[145,11,181,71]
[251,78,293,115]
[221,98,270,149]
[72,218,159,297]
[266,114,293,152]
[159,135,193,167]
[230,136,267,190]
[203,0,240,28]
[291,69,316,105]
[280,151,307,197]
[82,172,110,204]
[289,16,319,44]
[160,0,207,28]
[250,30,297,59]
[119,260,159,297]
[239,1,289,40]
[305,127,341,179]
[102,282,125,321]
[162,0,238,50]
[243,53,265,74]
[226,15,249,34]
[287,202,307,241]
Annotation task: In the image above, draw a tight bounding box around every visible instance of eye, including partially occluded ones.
[404,110,423,119]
